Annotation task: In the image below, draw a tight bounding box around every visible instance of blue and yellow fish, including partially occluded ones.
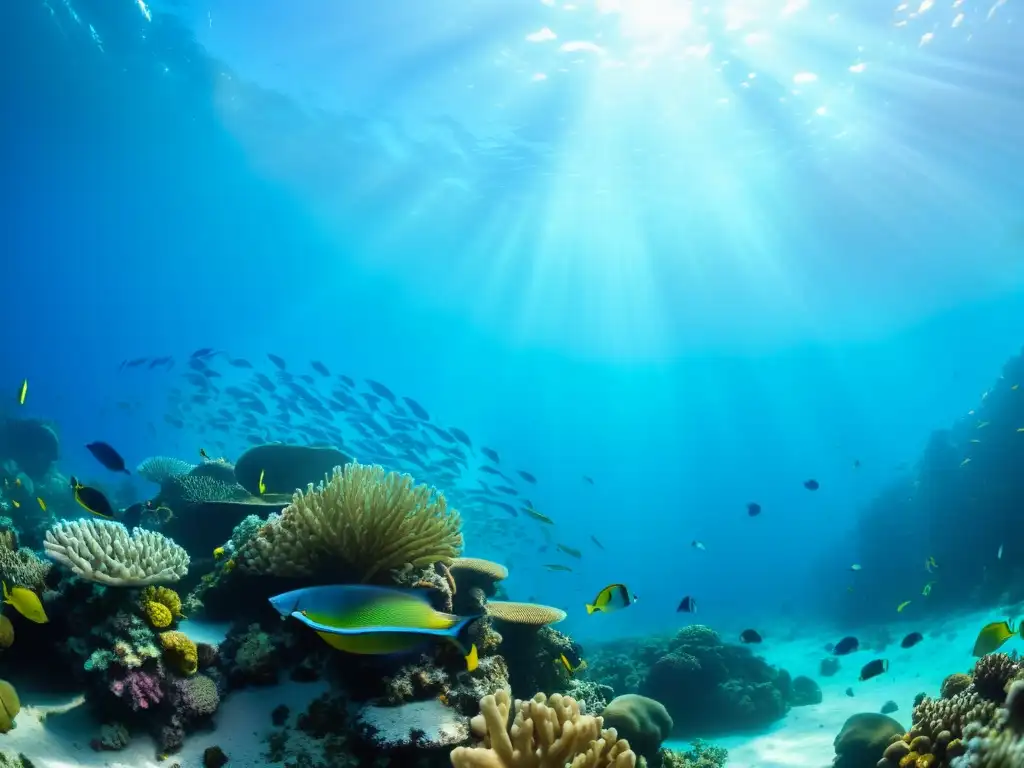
[268,585,480,670]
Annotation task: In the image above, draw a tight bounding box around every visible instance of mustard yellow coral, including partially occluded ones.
[141,586,182,617]
[159,630,198,675]
[144,601,173,629]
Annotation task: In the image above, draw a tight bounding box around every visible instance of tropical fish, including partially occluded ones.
[559,652,587,676]
[897,601,912,613]
[200,448,210,460]
[86,441,130,474]
[583,476,595,484]
[739,629,763,644]
[972,621,1016,657]
[213,547,225,560]
[977,421,990,429]
[859,659,888,681]
[544,564,573,572]
[267,354,287,370]
[556,544,582,559]
[677,596,696,613]
[960,458,972,467]
[691,540,706,551]
[70,477,116,519]
[850,564,862,571]
[258,470,266,495]
[2,582,47,624]
[845,687,854,697]
[586,584,637,615]
[922,582,934,597]
[311,361,330,377]
[17,380,26,406]
[803,479,820,491]
[402,397,429,420]
[925,556,938,573]
[480,447,500,464]
[9,502,17,509]
[523,507,554,525]
[999,544,1004,560]
[832,636,859,655]
[590,535,604,550]
[268,585,479,670]
[35,498,45,512]
[900,632,923,649]
[747,502,761,517]
[517,470,537,484]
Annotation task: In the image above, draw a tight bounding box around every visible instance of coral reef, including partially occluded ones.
[43,519,189,585]
[449,689,637,767]
[236,462,463,582]
[660,740,728,768]
[955,679,1024,766]
[136,457,196,485]
[831,713,904,768]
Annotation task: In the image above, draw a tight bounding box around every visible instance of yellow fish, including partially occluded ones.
[2,582,48,624]
[586,584,637,615]
[17,380,26,406]
[9,502,18,509]
[258,470,266,495]
[922,581,934,597]
[35,498,45,512]
[559,653,588,676]
[897,600,911,613]
[973,620,1016,657]
[213,547,225,560]
[926,556,938,572]
[960,458,972,467]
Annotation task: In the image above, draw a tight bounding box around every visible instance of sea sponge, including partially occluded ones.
[485,601,567,627]
[160,631,198,675]
[0,680,19,734]
[449,689,636,768]
[600,695,673,761]
[942,673,973,700]
[141,586,183,619]
[144,601,173,629]
[43,520,189,586]
[237,462,463,583]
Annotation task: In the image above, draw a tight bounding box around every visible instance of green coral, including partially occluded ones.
[84,615,160,672]
[237,462,463,582]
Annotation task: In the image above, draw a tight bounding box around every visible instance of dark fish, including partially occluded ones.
[481,447,500,464]
[583,475,594,484]
[518,470,537,484]
[557,544,582,559]
[739,629,762,644]
[901,632,923,649]
[804,479,820,491]
[449,427,472,448]
[590,535,604,550]
[340,375,355,387]
[191,348,215,359]
[859,658,888,681]
[480,466,505,477]
[832,636,859,655]
[494,486,519,496]
[365,379,397,402]
[311,361,330,377]
[267,354,287,370]
[403,397,430,420]
[853,459,861,468]
[747,502,761,517]
[124,357,149,368]
[86,442,130,474]
[70,477,116,519]
[229,358,253,368]
[845,687,854,697]
[677,595,696,613]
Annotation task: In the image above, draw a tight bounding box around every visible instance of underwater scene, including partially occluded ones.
[4,0,1024,766]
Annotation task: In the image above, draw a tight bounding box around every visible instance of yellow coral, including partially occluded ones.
[159,631,198,675]
[144,601,173,629]
[237,462,463,583]
[899,752,919,768]
[141,586,182,618]
[915,755,936,768]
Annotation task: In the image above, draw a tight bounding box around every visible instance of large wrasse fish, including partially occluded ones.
[269,585,479,669]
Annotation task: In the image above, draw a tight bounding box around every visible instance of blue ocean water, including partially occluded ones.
[3,0,1024,766]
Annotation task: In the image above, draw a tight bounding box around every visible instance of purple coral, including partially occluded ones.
[110,668,164,711]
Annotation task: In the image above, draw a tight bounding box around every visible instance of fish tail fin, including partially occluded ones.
[465,643,478,672]
[585,604,596,615]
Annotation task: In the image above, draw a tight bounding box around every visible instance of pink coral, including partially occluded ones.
[110,668,164,711]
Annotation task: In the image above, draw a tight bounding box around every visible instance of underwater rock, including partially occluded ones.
[201,745,228,768]
[0,418,59,480]
[600,694,673,762]
[233,442,352,496]
[791,675,823,706]
[356,698,469,750]
[832,713,904,768]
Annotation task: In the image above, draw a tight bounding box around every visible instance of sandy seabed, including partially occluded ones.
[3,609,1010,767]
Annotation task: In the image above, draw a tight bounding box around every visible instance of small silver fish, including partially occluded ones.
[998,544,1004,560]
[691,540,706,551]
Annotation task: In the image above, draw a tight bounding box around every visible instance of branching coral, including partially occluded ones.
[449,689,637,768]
[43,520,189,586]
[954,680,1024,766]
[237,462,463,583]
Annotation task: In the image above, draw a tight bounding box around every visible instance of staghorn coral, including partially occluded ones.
[44,519,189,586]
[237,462,463,583]
[136,457,196,485]
[450,689,636,768]
[110,667,163,711]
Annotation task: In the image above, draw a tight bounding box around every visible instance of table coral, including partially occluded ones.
[449,689,636,768]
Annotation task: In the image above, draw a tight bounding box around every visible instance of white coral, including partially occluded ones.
[43,519,189,586]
